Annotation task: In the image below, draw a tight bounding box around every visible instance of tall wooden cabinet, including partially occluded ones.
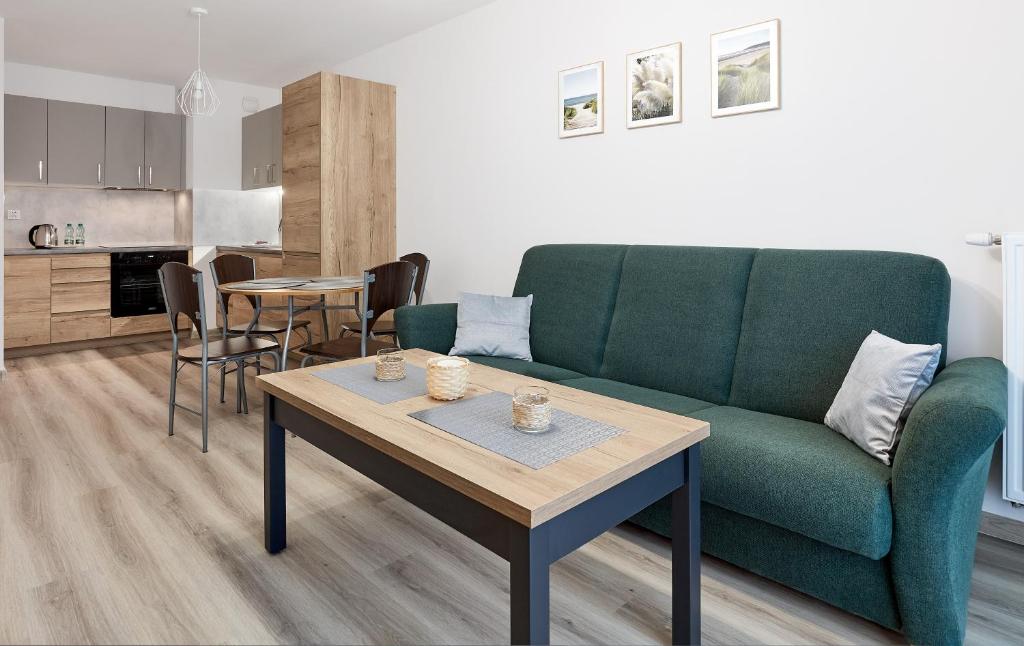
[282,72,396,333]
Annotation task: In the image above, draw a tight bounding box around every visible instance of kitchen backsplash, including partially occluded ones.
[4,186,177,248]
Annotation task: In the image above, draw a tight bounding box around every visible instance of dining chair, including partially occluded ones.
[358,252,430,342]
[210,254,311,400]
[159,262,280,453]
[299,260,418,367]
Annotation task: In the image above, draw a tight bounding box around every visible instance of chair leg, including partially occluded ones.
[168,354,178,437]
[201,362,210,453]
[219,364,226,404]
[235,359,244,414]
[300,354,315,368]
[239,360,249,415]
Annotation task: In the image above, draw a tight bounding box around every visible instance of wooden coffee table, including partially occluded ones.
[256,349,709,645]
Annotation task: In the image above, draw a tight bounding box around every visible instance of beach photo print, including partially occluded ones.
[711,19,780,117]
[627,42,681,129]
[558,61,604,138]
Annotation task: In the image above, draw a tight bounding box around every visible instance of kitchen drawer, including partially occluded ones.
[51,281,110,314]
[51,311,111,343]
[4,311,50,348]
[4,256,51,313]
[255,253,283,279]
[51,253,110,270]
[51,266,110,284]
[110,313,186,336]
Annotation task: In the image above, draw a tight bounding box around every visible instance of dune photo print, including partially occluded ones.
[627,42,682,128]
[558,61,604,138]
[711,18,780,117]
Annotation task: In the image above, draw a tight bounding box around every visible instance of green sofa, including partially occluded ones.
[395,244,1007,646]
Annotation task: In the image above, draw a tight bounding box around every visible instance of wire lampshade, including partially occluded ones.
[177,8,220,117]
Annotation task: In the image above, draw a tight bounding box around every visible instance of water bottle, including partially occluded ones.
[64,223,74,246]
[75,223,85,246]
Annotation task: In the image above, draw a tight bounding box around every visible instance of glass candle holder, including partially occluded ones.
[512,385,551,433]
[426,356,470,400]
[375,348,406,381]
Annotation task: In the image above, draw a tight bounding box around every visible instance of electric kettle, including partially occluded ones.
[28,224,58,249]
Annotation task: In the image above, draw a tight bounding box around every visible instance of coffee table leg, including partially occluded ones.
[264,393,287,554]
[509,524,550,645]
[672,445,701,645]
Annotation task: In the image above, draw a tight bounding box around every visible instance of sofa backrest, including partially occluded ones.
[515,245,951,422]
[513,244,628,375]
[727,249,951,422]
[599,245,756,404]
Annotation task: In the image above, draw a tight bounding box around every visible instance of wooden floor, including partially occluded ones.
[1,341,1021,645]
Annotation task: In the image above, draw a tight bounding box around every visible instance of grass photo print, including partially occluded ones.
[711,19,780,117]
[559,61,604,138]
[627,42,682,129]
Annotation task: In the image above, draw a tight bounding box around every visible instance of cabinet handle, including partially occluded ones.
[38,160,44,181]
[253,167,258,184]
[97,163,103,184]
[137,165,142,187]
[148,166,153,186]
[265,164,272,184]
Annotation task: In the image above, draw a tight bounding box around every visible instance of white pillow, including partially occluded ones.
[824,330,942,465]
[449,292,533,361]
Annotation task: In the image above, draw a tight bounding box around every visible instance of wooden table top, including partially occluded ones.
[218,276,363,297]
[256,349,709,527]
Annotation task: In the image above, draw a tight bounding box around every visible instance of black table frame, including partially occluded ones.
[264,392,702,645]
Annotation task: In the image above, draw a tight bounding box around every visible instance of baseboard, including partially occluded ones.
[980,511,1024,546]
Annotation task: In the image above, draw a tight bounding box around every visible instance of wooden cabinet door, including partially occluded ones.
[145,112,183,190]
[47,100,106,187]
[105,107,146,188]
[4,256,51,348]
[4,95,48,185]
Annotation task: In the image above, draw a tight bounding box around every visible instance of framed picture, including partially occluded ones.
[559,61,604,138]
[627,42,682,128]
[711,19,780,117]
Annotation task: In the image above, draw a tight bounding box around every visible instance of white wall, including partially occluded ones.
[5,62,175,111]
[338,0,1023,519]
[0,19,6,372]
[188,79,281,190]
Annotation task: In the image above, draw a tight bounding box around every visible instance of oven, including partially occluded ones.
[110,250,189,318]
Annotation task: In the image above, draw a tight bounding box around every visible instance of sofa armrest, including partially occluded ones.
[890,357,1007,646]
[395,303,458,354]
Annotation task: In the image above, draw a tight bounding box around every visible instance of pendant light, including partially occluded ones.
[177,7,221,117]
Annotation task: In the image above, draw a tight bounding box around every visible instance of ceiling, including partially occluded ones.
[0,0,494,88]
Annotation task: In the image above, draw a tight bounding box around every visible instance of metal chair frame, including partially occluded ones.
[160,264,280,453]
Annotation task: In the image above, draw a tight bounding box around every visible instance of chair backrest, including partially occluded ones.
[209,254,258,313]
[363,260,418,334]
[400,252,430,305]
[158,262,206,342]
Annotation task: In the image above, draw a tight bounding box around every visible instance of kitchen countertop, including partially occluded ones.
[4,244,192,256]
[215,244,282,254]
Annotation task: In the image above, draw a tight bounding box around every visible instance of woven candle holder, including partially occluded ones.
[426,356,470,400]
[375,348,406,382]
[512,385,551,433]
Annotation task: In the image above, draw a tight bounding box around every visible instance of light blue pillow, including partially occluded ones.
[449,292,533,361]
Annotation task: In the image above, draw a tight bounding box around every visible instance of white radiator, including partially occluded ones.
[1003,234,1024,505]
[969,232,1023,506]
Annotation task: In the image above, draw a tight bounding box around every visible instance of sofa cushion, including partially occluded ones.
[728,249,950,422]
[513,244,628,376]
[466,356,585,382]
[599,245,755,403]
[690,406,894,559]
[557,377,716,416]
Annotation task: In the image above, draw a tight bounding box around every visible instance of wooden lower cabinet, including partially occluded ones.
[110,313,185,337]
[51,281,110,314]
[4,256,52,348]
[51,311,111,343]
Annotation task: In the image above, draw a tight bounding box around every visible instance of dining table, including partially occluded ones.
[217,275,365,370]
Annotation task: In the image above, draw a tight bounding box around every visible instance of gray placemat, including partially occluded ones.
[313,363,427,404]
[408,392,625,470]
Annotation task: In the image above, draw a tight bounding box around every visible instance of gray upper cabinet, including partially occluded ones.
[144,111,183,190]
[104,107,146,188]
[47,100,106,187]
[241,104,281,190]
[5,95,48,185]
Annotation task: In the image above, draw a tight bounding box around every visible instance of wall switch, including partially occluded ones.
[6,209,21,220]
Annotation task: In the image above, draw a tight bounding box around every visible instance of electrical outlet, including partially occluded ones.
[6,209,21,220]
